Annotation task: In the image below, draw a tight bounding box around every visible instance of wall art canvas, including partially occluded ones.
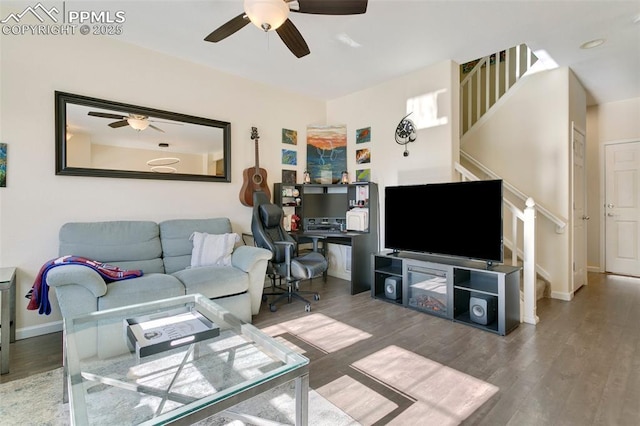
[282,169,297,184]
[356,127,371,144]
[282,149,297,166]
[306,125,347,184]
[356,148,371,164]
[356,168,370,182]
[282,128,297,145]
[0,143,6,187]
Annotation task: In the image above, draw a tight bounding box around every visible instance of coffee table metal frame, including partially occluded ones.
[63,294,309,425]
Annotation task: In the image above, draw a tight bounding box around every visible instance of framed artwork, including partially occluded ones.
[0,143,6,187]
[356,148,370,164]
[356,169,370,182]
[306,125,347,184]
[282,128,297,145]
[356,127,371,144]
[282,169,297,184]
[282,149,297,166]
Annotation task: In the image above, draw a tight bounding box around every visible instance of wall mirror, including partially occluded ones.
[55,91,231,182]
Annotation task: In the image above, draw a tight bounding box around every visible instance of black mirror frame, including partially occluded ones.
[55,91,231,182]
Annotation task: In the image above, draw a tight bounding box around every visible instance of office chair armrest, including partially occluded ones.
[274,241,295,267]
[274,241,295,246]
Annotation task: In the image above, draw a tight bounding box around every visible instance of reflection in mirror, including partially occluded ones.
[55,91,231,182]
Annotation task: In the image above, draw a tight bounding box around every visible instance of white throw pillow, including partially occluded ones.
[189,232,239,267]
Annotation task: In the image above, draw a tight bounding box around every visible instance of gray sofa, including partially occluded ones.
[47,218,272,329]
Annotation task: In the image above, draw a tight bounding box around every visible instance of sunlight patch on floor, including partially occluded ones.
[351,345,499,424]
[261,313,371,353]
[316,375,399,425]
[271,335,307,355]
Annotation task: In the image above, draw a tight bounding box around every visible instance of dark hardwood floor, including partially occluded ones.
[2,272,639,425]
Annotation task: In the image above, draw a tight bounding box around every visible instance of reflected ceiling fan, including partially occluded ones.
[87,111,181,133]
[204,0,368,58]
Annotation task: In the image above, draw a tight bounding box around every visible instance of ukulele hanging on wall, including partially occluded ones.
[239,127,271,206]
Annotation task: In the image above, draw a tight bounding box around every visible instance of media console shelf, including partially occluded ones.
[372,251,520,335]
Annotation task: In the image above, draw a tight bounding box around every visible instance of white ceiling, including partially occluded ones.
[96,1,640,105]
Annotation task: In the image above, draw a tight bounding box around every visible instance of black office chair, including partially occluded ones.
[251,192,328,312]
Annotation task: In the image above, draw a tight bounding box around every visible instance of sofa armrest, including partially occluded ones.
[46,265,108,298]
[231,245,272,315]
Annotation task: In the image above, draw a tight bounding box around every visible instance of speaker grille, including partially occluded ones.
[469,294,497,325]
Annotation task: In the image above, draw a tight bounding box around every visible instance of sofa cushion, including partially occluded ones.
[97,273,185,311]
[59,221,165,273]
[190,232,239,267]
[171,266,249,299]
[160,218,233,274]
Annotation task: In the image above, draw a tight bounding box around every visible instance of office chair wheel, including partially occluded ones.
[305,304,311,312]
[314,294,320,301]
[262,295,268,302]
[270,304,278,312]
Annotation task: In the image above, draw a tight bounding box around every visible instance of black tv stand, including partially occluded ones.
[372,251,521,335]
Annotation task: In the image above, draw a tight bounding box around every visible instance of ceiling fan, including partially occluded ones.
[204,0,368,58]
[87,111,180,133]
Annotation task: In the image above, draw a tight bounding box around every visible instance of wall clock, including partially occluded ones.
[395,113,417,156]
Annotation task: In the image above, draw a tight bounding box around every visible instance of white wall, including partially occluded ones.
[0,33,325,336]
[586,98,640,271]
[326,60,459,256]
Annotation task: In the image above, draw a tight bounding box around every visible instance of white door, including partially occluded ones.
[605,141,640,277]
[572,125,587,292]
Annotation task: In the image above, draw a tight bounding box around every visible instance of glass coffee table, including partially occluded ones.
[63,294,309,425]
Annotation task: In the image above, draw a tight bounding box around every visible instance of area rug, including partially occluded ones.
[0,368,360,425]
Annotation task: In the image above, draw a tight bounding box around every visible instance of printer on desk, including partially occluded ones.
[346,208,368,232]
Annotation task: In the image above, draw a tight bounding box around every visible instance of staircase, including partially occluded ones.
[457,154,551,302]
[504,246,550,300]
[460,43,538,136]
[458,43,565,325]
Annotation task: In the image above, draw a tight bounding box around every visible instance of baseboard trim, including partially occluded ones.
[16,320,63,340]
[550,290,573,301]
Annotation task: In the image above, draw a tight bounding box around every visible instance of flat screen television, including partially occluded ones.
[303,193,348,220]
[384,179,503,264]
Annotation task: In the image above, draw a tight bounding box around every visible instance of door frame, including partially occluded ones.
[599,138,640,272]
[571,122,587,293]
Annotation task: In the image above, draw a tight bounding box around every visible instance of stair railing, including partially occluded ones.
[461,151,567,234]
[454,161,539,325]
[461,44,538,136]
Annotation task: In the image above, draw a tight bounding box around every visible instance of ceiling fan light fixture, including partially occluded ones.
[244,0,289,32]
[150,165,178,173]
[147,157,180,167]
[127,117,150,131]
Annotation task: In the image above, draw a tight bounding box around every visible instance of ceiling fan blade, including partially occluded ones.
[108,120,129,128]
[149,124,165,133]
[276,19,310,58]
[88,111,126,120]
[292,0,368,15]
[204,13,250,42]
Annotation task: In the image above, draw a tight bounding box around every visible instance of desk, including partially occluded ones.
[291,231,376,295]
[0,267,16,374]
